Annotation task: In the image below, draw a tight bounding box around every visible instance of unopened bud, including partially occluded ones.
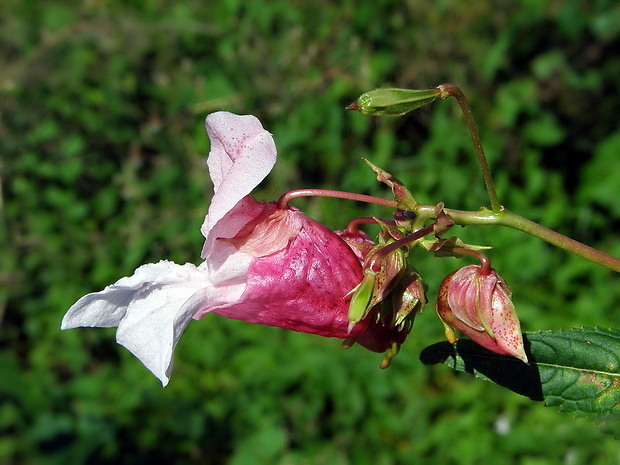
[436,265,528,363]
[346,88,442,116]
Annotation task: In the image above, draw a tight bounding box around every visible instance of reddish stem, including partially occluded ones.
[447,246,492,275]
[437,83,501,214]
[277,189,399,210]
[344,217,396,235]
[368,223,437,272]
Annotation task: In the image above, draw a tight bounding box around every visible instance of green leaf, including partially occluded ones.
[420,327,620,433]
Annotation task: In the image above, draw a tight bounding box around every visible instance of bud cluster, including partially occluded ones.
[341,222,426,367]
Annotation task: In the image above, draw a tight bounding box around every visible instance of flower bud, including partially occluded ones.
[346,88,442,116]
[436,265,528,363]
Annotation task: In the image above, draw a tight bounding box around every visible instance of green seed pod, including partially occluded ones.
[347,88,442,116]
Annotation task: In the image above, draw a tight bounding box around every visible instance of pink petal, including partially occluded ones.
[354,316,408,353]
[196,208,369,338]
[447,266,487,331]
[201,112,277,243]
[337,230,376,262]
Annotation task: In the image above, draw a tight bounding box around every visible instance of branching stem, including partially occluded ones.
[438,84,502,214]
[278,188,620,273]
[368,223,437,272]
[416,205,620,273]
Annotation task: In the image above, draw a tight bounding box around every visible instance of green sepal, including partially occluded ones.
[347,271,377,325]
[364,159,417,209]
[420,236,493,257]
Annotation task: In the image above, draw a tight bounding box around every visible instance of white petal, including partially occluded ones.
[61,288,133,329]
[115,268,211,386]
[62,261,216,386]
[199,196,263,282]
[201,112,277,241]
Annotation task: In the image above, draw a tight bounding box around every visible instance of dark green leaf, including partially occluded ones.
[421,327,620,430]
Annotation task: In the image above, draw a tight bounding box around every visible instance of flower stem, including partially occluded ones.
[277,189,399,210]
[369,223,437,272]
[415,204,620,273]
[437,84,502,214]
[443,246,492,275]
[344,217,396,235]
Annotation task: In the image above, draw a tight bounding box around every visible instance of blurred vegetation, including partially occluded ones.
[1,0,620,463]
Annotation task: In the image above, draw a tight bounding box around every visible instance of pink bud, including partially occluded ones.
[436,265,527,363]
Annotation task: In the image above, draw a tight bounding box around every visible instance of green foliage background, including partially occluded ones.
[1,0,620,463]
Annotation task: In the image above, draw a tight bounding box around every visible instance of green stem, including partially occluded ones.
[415,205,620,273]
[438,84,502,214]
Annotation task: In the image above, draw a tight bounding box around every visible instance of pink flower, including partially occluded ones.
[201,201,370,338]
[62,112,371,386]
[436,265,528,362]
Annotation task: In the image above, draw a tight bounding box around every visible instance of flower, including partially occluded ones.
[436,265,528,363]
[62,111,374,386]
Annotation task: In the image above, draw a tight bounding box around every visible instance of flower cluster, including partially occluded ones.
[62,111,527,386]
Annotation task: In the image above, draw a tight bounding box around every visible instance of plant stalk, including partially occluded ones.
[279,190,620,272]
[277,189,399,210]
[415,205,620,273]
[438,84,502,214]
